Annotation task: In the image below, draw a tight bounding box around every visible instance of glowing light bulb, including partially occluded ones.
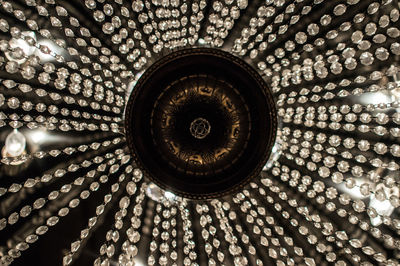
[5,129,26,157]
[28,129,47,144]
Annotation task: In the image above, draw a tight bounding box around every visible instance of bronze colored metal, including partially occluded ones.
[125,48,277,199]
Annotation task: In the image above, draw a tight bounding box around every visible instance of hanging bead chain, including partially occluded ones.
[279,105,400,140]
[147,203,163,265]
[94,168,144,266]
[64,158,137,266]
[211,199,247,265]
[260,175,395,265]
[280,125,400,188]
[269,163,400,252]
[0,136,122,165]
[233,189,301,265]
[204,0,244,47]
[178,199,197,265]
[1,150,129,265]
[155,200,177,266]
[258,177,345,265]
[280,127,400,216]
[0,138,123,198]
[196,203,225,265]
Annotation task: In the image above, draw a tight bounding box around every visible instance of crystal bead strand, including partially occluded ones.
[211,199,247,265]
[279,105,400,140]
[280,124,400,187]
[0,79,122,124]
[280,141,400,231]
[0,1,124,114]
[263,2,399,96]
[261,175,396,265]
[0,136,122,165]
[270,162,400,252]
[119,183,146,266]
[0,138,123,198]
[234,0,320,59]
[196,203,225,265]
[178,199,197,265]
[0,153,116,238]
[144,0,198,49]
[94,168,144,266]
[280,125,400,209]
[170,203,178,265]
[259,177,346,265]
[156,200,177,265]
[147,203,163,265]
[233,189,301,265]
[0,110,120,134]
[256,177,327,264]
[223,199,273,265]
[64,154,135,266]
[85,0,152,74]
[43,1,127,107]
[204,0,245,47]
[1,150,127,265]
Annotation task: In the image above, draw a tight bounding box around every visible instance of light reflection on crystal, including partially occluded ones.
[358,91,392,105]
[26,129,47,144]
[5,31,36,64]
[369,195,395,226]
[263,140,281,170]
[145,183,177,203]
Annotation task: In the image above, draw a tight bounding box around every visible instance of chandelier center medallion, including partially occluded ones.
[125,48,277,199]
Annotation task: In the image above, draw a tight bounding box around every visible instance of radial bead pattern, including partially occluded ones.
[0,0,399,266]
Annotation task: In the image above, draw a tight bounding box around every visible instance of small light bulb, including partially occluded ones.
[5,129,26,157]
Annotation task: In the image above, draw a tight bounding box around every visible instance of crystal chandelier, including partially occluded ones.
[0,0,399,265]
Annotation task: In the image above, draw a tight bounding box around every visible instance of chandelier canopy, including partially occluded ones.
[125,48,277,199]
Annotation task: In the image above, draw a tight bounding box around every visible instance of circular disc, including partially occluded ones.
[125,48,277,199]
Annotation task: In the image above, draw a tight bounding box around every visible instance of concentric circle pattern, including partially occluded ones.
[0,0,400,265]
[125,48,276,199]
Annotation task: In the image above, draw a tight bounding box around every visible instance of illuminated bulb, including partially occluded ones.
[5,129,26,157]
[391,66,400,86]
